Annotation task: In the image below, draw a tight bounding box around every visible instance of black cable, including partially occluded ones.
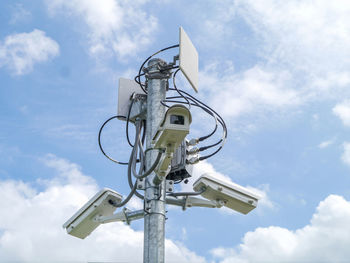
[134,123,145,178]
[164,95,221,141]
[133,73,147,94]
[168,90,227,136]
[198,114,218,142]
[126,97,135,147]
[131,142,164,180]
[174,89,228,153]
[177,89,228,141]
[172,68,191,109]
[111,183,138,208]
[127,120,164,199]
[130,119,144,179]
[199,146,223,161]
[162,98,222,145]
[98,115,129,165]
[141,120,146,145]
[163,94,221,133]
[164,91,227,160]
[160,65,179,72]
[199,140,221,151]
[127,121,144,200]
[160,100,171,108]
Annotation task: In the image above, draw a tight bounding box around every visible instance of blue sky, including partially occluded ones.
[1,0,350,262]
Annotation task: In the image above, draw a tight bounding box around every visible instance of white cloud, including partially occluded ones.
[236,0,350,78]
[199,63,300,119]
[194,0,350,121]
[318,139,335,149]
[9,4,32,24]
[45,0,157,58]
[0,29,59,75]
[180,0,350,128]
[333,101,350,127]
[0,154,205,263]
[211,194,350,263]
[341,142,350,167]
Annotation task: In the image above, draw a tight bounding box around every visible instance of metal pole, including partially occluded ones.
[143,58,171,263]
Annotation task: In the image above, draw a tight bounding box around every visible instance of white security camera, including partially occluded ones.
[63,188,122,239]
[153,104,192,148]
[193,174,260,214]
[152,105,192,177]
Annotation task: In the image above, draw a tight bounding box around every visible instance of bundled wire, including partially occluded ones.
[129,120,163,180]
[172,68,191,109]
[126,120,165,200]
[111,181,138,208]
[98,118,146,207]
[98,97,145,164]
[179,89,227,161]
[126,97,135,147]
[161,69,227,160]
[162,97,224,159]
[163,95,219,143]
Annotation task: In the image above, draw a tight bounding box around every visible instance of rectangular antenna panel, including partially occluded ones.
[179,27,199,93]
[118,78,146,120]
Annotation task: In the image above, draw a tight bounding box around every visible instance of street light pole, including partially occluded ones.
[143,58,172,263]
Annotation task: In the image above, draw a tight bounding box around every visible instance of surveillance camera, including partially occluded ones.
[153,104,192,149]
[152,105,192,177]
[63,188,122,239]
[193,174,260,214]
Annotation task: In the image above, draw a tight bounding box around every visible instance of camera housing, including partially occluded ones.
[153,104,191,149]
[152,105,192,177]
[193,174,260,214]
[63,188,123,239]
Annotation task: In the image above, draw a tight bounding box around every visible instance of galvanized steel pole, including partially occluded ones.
[143,58,171,263]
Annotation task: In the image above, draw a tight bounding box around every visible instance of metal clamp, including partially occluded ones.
[94,208,145,225]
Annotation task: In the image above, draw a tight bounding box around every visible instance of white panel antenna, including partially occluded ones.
[179,27,199,93]
[118,78,146,120]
